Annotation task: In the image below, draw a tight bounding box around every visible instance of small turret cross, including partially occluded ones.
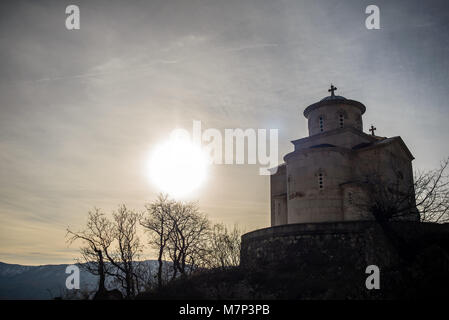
[369,125,377,136]
[328,84,337,96]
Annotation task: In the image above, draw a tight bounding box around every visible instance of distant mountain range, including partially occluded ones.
[0,261,159,300]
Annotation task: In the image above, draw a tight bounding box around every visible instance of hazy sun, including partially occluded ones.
[148,133,209,198]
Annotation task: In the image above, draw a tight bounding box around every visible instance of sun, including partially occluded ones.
[148,132,209,198]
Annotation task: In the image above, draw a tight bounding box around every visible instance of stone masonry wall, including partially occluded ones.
[240,221,449,298]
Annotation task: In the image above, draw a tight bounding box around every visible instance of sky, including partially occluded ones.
[1,0,449,265]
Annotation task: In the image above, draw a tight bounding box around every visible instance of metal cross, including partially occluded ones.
[328,84,337,96]
[369,125,377,135]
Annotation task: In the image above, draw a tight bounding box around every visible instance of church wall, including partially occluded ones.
[270,164,288,226]
[341,184,372,221]
[352,142,418,221]
[276,140,417,225]
[285,148,352,223]
[306,104,363,136]
[272,196,287,226]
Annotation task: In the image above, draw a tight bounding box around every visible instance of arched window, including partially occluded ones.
[318,172,324,189]
[316,169,326,190]
[339,113,344,128]
[319,116,324,132]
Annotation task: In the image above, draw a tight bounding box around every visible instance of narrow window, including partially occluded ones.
[319,116,324,132]
[348,191,353,204]
[339,113,344,128]
[318,172,323,189]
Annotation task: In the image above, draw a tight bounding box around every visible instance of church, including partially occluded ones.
[240,87,449,299]
[270,85,419,225]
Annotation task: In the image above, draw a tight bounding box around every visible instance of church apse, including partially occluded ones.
[270,85,418,226]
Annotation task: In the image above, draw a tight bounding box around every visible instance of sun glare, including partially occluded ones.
[148,133,209,198]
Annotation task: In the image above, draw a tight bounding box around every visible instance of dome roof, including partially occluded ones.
[320,95,347,101]
[303,96,366,118]
[303,85,366,118]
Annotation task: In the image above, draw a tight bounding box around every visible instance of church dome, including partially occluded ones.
[303,85,366,136]
[320,95,347,101]
[303,86,366,118]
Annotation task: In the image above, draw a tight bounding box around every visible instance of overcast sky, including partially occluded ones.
[1,0,449,265]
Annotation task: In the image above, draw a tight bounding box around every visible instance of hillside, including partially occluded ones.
[0,261,158,299]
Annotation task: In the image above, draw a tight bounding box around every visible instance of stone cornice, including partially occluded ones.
[241,221,448,242]
[291,127,376,147]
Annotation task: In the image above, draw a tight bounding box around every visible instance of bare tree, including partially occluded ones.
[142,195,211,282]
[361,157,449,224]
[103,205,143,299]
[416,158,449,223]
[205,223,243,269]
[66,208,113,294]
[355,157,449,260]
[68,205,145,299]
[167,201,210,277]
[141,194,176,288]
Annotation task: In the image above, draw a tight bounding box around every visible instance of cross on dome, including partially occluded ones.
[328,84,337,96]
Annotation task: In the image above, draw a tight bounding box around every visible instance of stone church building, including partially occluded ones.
[239,86,449,299]
[270,85,418,225]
